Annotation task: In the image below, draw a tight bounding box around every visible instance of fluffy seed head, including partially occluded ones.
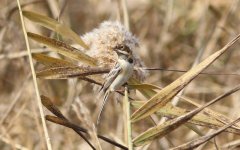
[82,21,147,81]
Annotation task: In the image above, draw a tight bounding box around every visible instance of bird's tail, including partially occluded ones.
[96,90,110,125]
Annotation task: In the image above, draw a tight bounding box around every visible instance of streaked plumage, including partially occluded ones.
[97,45,134,124]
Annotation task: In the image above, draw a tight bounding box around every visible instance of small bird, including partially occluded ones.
[97,44,134,125]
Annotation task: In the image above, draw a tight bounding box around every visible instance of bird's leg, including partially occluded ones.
[115,85,130,94]
[123,82,130,93]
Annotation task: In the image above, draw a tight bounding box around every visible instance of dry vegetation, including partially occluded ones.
[1,0,240,149]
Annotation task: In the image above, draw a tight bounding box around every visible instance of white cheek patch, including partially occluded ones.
[118,50,128,55]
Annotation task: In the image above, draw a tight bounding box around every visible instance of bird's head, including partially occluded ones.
[113,44,132,60]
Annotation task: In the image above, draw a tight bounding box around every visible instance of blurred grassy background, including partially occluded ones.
[0,0,240,149]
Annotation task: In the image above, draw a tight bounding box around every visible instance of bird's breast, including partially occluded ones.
[118,59,134,73]
[109,59,134,91]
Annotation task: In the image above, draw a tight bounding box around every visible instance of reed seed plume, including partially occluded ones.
[82,21,147,81]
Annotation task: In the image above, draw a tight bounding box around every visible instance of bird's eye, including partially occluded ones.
[113,45,125,51]
[118,45,124,49]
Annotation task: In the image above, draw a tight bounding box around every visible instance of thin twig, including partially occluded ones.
[121,0,130,30]
[16,0,52,149]
[142,68,240,76]
[0,48,48,60]
[41,95,128,150]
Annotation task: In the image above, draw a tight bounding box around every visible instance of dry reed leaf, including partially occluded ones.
[42,96,98,149]
[128,83,161,90]
[129,79,157,99]
[131,82,240,133]
[41,95,66,119]
[36,66,109,79]
[22,11,89,49]
[170,117,240,150]
[33,53,106,84]
[131,101,240,134]
[131,34,240,122]
[28,32,97,66]
[182,97,240,129]
[132,85,240,146]
[46,115,86,132]
[42,96,128,150]
[46,115,128,150]
[45,115,96,149]
[33,53,76,67]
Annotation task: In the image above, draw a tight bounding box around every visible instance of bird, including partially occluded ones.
[97,44,135,125]
[80,21,147,124]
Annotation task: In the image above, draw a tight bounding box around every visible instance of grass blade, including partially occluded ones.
[131,101,240,134]
[28,32,96,66]
[128,79,157,99]
[33,53,76,67]
[36,66,109,79]
[123,87,133,150]
[129,81,240,133]
[132,85,240,146]
[22,11,89,49]
[131,34,240,122]
[171,117,240,150]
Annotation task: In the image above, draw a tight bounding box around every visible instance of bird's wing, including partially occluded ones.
[97,63,122,125]
[99,62,122,94]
